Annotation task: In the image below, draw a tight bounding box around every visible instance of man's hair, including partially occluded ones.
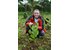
[33,9,40,13]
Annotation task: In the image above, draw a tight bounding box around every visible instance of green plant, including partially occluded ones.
[23,12,28,19]
[28,23,39,40]
[38,46,45,50]
[18,27,23,40]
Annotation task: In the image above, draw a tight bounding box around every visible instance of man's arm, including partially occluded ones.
[25,16,33,26]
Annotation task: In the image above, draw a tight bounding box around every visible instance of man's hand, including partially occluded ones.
[29,22,33,25]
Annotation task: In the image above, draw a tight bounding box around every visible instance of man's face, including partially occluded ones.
[33,10,40,18]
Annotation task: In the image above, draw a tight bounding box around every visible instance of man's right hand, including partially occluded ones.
[29,22,33,25]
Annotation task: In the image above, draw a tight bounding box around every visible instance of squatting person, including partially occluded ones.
[25,9,46,38]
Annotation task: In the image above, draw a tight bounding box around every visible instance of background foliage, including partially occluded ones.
[18,0,51,12]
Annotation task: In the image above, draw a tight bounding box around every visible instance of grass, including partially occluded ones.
[18,12,51,50]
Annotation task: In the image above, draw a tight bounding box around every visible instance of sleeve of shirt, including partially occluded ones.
[25,16,32,26]
[25,16,34,26]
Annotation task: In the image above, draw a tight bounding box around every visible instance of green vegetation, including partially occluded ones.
[18,0,51,12]
[29,23,39,41]
[18,12,51,50]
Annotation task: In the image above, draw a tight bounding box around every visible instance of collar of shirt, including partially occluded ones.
[34,18,38,23]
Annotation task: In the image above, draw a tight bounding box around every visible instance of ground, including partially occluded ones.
[18,12,51,50]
